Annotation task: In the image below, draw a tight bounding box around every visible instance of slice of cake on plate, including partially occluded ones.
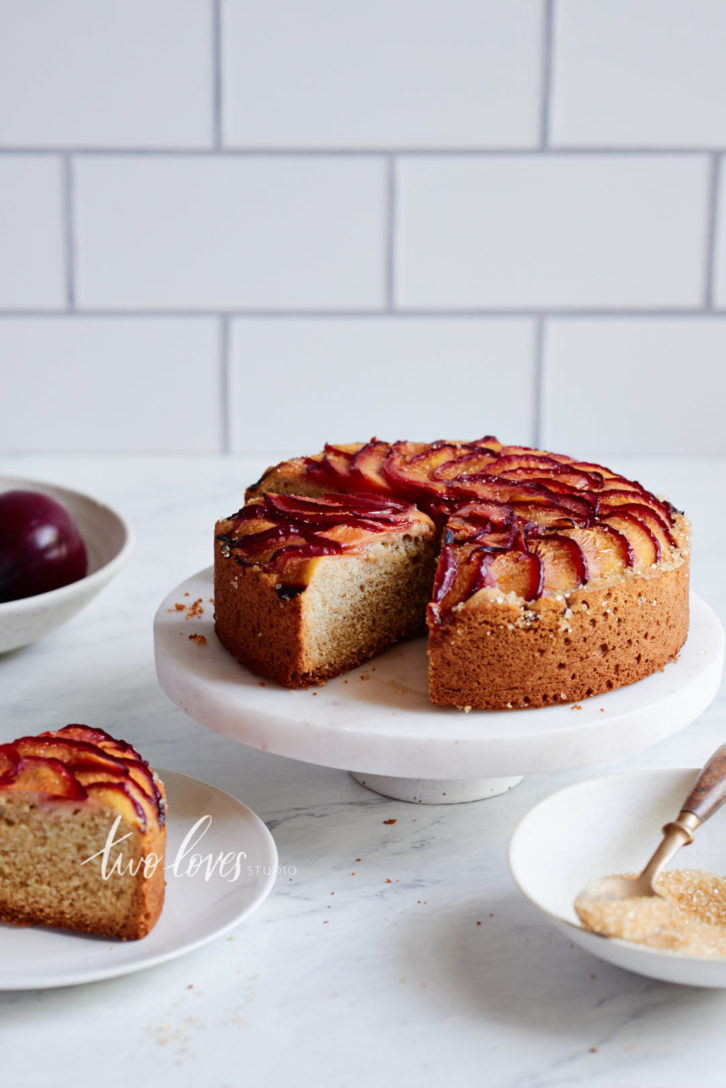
[0,725,166,939]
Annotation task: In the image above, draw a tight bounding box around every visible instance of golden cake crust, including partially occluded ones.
[214,560,314,687]
[427,515,690,709]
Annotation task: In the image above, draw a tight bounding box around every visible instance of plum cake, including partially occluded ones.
[0,725,166,939]
[216,437,690,709]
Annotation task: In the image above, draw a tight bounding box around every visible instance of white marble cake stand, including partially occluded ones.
[154,570,724,804]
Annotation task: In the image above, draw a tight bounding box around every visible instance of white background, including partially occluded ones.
[1,0,725,458]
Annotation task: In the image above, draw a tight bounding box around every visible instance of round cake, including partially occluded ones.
[215,437,690,710]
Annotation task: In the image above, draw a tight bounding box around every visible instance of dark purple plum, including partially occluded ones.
[0,490,88,603]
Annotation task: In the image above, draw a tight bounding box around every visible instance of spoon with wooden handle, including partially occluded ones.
[578,744,726,905]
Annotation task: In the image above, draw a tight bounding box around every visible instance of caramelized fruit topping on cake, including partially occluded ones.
[425,446,680,618]
[250,437,683,614]
[0,724,165,833]
[217,492,427,578]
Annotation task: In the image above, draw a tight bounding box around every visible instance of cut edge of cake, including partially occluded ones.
[214,501,438,688]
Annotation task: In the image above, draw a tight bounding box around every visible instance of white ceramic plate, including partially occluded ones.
[509,767,726,987]
[0,475,134,653]
[0,770,278,990]
[154,570,723,781]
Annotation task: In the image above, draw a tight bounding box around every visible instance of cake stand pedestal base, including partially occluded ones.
[349,771,524,804]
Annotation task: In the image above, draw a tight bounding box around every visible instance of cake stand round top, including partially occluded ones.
[154,569,723,780]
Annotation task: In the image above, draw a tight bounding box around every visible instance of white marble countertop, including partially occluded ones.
[2,452,726,1088]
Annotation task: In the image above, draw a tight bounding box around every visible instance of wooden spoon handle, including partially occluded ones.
[681,744,726,823]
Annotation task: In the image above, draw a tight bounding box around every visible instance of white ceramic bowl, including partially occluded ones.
[509,767,726,987]
[0,475,134,653]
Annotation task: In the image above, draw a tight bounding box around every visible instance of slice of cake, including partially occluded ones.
[0,725,166,939]
[214,491,437,687]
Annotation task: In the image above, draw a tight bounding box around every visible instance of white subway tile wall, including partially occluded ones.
[0,157,64,309]
[74,156,387,310]
[229,318,537,452]
[0,0,213,148]
[396,156,709,309]
[1,0,724,455]
[0,318,221,452]
[222,1,544,149]
[551,0,726,148]
[542,318,726,457]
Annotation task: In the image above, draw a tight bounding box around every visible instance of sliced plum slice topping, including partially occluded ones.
[225,435,684,609]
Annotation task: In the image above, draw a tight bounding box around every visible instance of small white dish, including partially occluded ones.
[509,767,726,988]
[0,475,134,653]
[0,769,278,990]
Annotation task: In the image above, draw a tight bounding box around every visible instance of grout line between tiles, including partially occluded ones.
[539,0,555,149]
[61,154,75,310]
[212,0,223,150]
[1,308,725,320]
[705,154,721,309]
[385,155,396,311]
[0,146,723,158]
